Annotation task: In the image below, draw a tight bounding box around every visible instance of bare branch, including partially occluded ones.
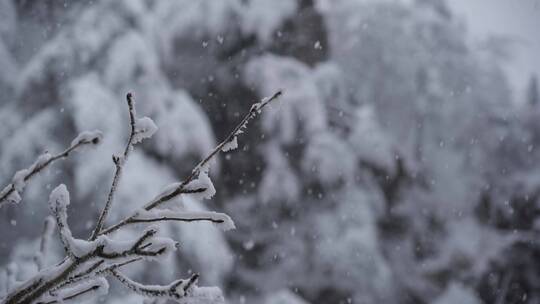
[90,93,137,240]
[0,131,102,208]
[100,91,282,236]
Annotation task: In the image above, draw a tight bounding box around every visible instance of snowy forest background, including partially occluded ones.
[1,0,539,303]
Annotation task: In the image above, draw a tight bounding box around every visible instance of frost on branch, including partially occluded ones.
[0,129,102,208]
[1,91,281,304]
[37,277,109,304]
[48,184,81,258]
[133,209,236,231]
[91,93,157,240]
[1,152,51,205]
[110,270,199,301]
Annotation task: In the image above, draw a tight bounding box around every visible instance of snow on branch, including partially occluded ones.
[48,185,77,258]
[35,277,109,304]
[1,90,281,304]
[109,270,206,302]
[90,92,154,240]
[0,130,102,208]
[101,90,282,236]
[131,209,236,231]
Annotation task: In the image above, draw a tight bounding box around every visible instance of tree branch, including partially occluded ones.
[100,90,282,236]
[0,130,102,208]
[90,93,137,240]
[2,90,281,304]
[34,277,108,304]
[49,186,75,259]
[109,269,199,300]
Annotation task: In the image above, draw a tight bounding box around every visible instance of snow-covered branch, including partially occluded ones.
[145,90,282,211]
[129,209,236,231]
[35,277,109,304]
[101,91,282,236]
[1,91,281,304]
[109,270,199,301]
[91,92,157,240]
[0,130,102,208]
[48,185,76,259]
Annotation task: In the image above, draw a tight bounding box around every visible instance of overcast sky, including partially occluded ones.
[447,0,540,102]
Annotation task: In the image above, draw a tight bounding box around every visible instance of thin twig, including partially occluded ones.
[53,257,140,292]
[129,216,226,225]
[0,134,101,208]
[145,90,282,211]
[90,93,137,240]
[109,270,199,300]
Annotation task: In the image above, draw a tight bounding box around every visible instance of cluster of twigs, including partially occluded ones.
[0,90,282,304]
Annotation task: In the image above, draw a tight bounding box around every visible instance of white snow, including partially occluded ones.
[151,91,216,168]
[70,130,103,148]
[221,137,238,152]
[244,54,328,144]
[259,143,300,204]
[1,151,53,205]
[349,105,397,173]
[433,283,481,304]
[302,131,356,186]
[264,289,311,304]
[133,116,158,144]
[185,166,216,200]
[179,286,225,304]
[240,0,298,44]
[49,184,70,209]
